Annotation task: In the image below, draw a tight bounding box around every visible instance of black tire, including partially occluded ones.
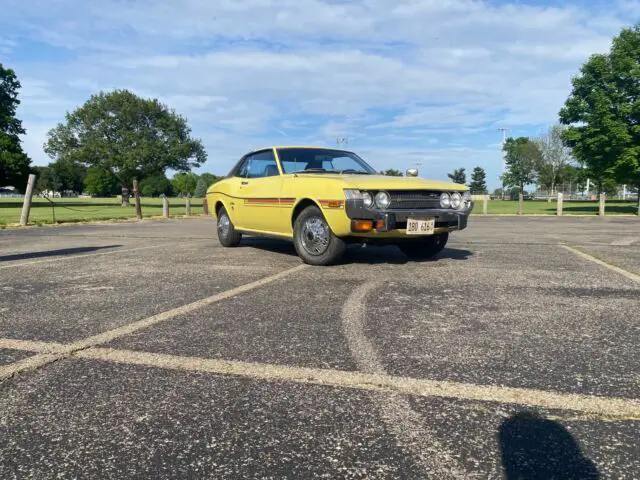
[398,232,448,259]
[216,206,242,247]
[293,206,346,266]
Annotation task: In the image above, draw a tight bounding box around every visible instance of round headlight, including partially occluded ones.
[374,191,391,209]
[362,191,373,208]
[440,192,451,208]
[451,192,462,209]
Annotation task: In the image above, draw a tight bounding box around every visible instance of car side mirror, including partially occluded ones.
[406,168,418,177]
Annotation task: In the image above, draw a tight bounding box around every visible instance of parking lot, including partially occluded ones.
[0,216,639,478]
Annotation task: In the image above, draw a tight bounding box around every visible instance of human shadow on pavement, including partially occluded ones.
[499,411,599,480]
[0,245,122,262]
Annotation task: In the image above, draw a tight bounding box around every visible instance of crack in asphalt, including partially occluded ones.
[341,281,468,480]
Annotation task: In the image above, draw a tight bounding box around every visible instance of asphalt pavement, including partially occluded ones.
[0,215,639,479]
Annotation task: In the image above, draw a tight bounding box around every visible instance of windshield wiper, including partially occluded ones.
[294,168,340,174]
[339,169,370,175]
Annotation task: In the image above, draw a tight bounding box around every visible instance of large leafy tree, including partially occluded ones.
[468,166,487,194]
[171,172,199,196]
[559,24,639,211]
[44,89,207,205]
[533,124,573,195]
[381,168,403,176]
[447,167,466,184]
[0,64,31,191]
[501,137,542,197]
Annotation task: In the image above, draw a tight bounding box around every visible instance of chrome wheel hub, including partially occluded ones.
[300,216,330,255]
[217,214,230,237]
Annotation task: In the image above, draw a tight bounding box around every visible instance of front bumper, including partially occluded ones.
[345,199,472,234]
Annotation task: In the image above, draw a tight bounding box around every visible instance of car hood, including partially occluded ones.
[293,174,468,191]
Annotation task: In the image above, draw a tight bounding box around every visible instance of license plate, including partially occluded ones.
[406,217,435,235]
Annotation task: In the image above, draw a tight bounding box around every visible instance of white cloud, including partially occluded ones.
[1,0,636,187]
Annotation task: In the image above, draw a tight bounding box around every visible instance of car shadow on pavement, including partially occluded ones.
[499,411,600,479]
[0,245,123,262]
[239,237,473,265]
[344,246,473,264]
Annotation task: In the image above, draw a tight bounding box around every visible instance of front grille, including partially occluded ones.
[388,190,442,209]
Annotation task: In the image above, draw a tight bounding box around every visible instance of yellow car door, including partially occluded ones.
[238,149,289,234]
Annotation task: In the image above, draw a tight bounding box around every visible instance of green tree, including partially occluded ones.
[0,63,31,191]
[533,124,573,194]
[501,137,542,197]
[44,89,207,205]
[468,166,487,194]
[447,168,466,184]
[84,167,119,196]
[559,24,639,212]
[171,172,198,196]
[194,178,207,197]
[199,172,221,187]
[49,158,86,194]
[140,172,172,197]
[381,168,403,176]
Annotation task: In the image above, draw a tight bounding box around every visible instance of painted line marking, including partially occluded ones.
[0,338,66,353]
[342,281,465,478]
[0,244,166,269]
[611,237,639,246]
[562,245,640,284]
[0,264,307,381]
[1,338,639,419]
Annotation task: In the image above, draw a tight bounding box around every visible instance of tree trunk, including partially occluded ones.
[637,185,640,216]
[518,184,524,215]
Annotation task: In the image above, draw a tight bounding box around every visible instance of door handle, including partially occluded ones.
[241,181,249,185]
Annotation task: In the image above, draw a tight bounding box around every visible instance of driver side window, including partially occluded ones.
[246,150,279,179]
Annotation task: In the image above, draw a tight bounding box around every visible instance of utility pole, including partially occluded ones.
[497,127,510,200]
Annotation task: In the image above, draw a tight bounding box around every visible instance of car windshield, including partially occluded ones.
[276,148,376,175]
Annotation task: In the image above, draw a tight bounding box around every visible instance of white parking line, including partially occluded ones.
[2,338,639,418]
[562,245,640,283]
[0,244,166,269]
[611,237,639,246]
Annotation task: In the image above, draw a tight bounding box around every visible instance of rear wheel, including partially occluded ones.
[216,206,242,247]
[293,206,346,266]
[398,232,448,259]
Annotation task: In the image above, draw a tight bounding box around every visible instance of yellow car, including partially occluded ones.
[206,146,473,265]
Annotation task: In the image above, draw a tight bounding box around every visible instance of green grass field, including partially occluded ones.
[472,199,638,216]
[1,197,638,227]
[0,197,205,226]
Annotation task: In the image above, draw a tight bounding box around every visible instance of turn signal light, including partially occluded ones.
[352,220,373,232]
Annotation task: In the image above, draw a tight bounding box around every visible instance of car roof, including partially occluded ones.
[248,145,353,154]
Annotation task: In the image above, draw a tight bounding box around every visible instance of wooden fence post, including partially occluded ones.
[557,192,563,216]
[185,195,191,216]
[162,196,169,218]
[599,193,606,217]
[19,174,36,226]
[133,179,142,219]
[518,193,524,215]
[482,195,488,215]
[203,198,209,216]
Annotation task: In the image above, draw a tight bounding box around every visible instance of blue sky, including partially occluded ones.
[1,0,638,189]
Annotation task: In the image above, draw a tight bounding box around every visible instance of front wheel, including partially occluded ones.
[398,232,448,259]
[293,206,346,266]
[216,206,242,247]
